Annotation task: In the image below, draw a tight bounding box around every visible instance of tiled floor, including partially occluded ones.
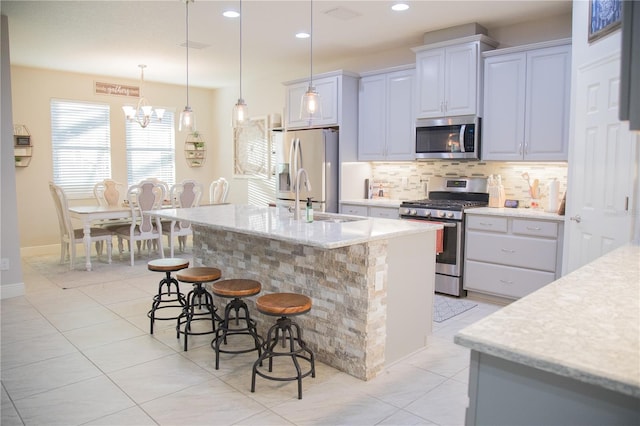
[1,247,502,426]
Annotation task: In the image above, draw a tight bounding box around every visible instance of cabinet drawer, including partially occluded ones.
[341,204,368,216]
[466,215,508,233]
[369,206,398,219]
[464,260,556,299]
[512,219,558,238]
[466,232,557,272]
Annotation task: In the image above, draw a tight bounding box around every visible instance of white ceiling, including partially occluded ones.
[1,1,572,89]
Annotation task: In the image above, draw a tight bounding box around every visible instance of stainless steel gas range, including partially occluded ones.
[399,177,489,297]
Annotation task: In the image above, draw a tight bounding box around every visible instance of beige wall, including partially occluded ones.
[11,12,572,250]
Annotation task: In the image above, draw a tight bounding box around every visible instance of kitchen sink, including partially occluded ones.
[312,214,366,223]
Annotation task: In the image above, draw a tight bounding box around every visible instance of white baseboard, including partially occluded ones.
[1,282,25,299]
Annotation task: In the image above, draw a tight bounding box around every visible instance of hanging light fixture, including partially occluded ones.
[300,0,321,121]
[179,0,196,132]
[122,64,165,128]
[232,0,248,128]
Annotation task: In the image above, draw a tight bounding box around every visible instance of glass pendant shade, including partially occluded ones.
[232,98,248,127]
[300,0,321,122]
[232,0,248,129]
[179,106,196,132]
[300,85,321,119]
[181,0,195,133]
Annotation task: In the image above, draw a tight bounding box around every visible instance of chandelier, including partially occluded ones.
[122,64,165,128]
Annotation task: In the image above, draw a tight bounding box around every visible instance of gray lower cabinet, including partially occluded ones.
[464,213,563,299]
[465,351,640,426]
[340,203,399,219]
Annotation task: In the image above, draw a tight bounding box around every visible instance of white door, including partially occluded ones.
[563,53,636,274]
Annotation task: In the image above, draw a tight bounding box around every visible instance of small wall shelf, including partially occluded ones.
[14,124,32,167]
[185,131,206,167]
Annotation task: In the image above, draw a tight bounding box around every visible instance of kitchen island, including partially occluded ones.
[150,204,441,380]
[455,244,640,425]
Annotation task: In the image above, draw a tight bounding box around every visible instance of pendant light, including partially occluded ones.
[300,0,321,121]
[179,0,196,132]
[122,64,165,128]
[232,0,248,128]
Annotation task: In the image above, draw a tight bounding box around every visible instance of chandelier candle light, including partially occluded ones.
[232,0,248,128]
[179,0,196,132]
[122,65,165,128]
[300,0,321,121]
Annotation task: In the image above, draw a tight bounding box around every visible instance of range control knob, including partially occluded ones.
[437,211,446,218]
[446,212,454,218]
[424,211,432,218]
[400,208,410,215]
[410,209,417,216]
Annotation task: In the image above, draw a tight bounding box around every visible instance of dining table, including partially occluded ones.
[68,205,131,271]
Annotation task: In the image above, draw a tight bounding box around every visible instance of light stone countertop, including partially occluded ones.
[149,204,440,249]
[466,207,566,221]
[340,198,403,208]
[455,243,640,397]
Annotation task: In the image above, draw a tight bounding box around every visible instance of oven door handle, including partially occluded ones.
[428,221,457,228]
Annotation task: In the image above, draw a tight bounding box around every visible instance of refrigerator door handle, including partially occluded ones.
[297,137,304,171]
[287,136,295,189]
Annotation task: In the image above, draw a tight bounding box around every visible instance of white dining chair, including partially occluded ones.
[49,182,113,269]
[93,179,127,207]
[162,179,203,257]
[209,177,229,204]
[113,180,165,266]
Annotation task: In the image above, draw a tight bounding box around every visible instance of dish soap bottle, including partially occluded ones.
[306,197,313,223]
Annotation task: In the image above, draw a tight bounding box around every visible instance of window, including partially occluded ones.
[51,99,111,198]
[125,111,175,188]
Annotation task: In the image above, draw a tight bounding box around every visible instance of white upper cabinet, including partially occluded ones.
[284,71,359,131]
[413,35,497,119]
[358,67,415,161]
[482,40,571,161]
[285,76,339,129]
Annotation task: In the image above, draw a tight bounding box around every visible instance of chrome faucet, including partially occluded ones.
[294,168,311,220]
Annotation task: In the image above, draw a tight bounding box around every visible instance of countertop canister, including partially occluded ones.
[547,178,560,212]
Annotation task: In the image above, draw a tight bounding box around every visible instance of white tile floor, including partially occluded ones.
[1,248,502,426]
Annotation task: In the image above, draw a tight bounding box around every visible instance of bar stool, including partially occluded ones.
[176,266,222,351]
[147,258,189,334]
[251,292,315,399]
[210,279,263,369]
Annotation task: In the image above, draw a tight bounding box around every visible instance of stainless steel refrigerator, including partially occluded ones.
[275,128,338,213]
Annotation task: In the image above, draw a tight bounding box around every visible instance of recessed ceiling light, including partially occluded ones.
[296,32,310,39]
[391,3,409,12]
[223,10,240,18]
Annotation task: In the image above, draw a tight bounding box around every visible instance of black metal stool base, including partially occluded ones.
[211,298,262,369]
[148,271,186,334]
[176,283,220,351]
[251,316,315,399]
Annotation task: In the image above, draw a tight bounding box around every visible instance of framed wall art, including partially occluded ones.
[588,0,622,43]
[233,115,270,178]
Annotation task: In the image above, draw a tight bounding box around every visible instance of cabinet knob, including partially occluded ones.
[569,215,582,223]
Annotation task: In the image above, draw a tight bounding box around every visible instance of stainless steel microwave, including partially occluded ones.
[415,115,480,160]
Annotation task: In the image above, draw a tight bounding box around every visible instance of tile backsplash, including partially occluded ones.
[369,160,568,208]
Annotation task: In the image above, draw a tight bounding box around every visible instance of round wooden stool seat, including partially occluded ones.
[210,279,263,369]
[176,266,222,351]
[177,267,221,284]
[252,292,315,399]
[147,258,189,335]
[256,293,312,316]
[212,279,261,298]
[148,258,190,273]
